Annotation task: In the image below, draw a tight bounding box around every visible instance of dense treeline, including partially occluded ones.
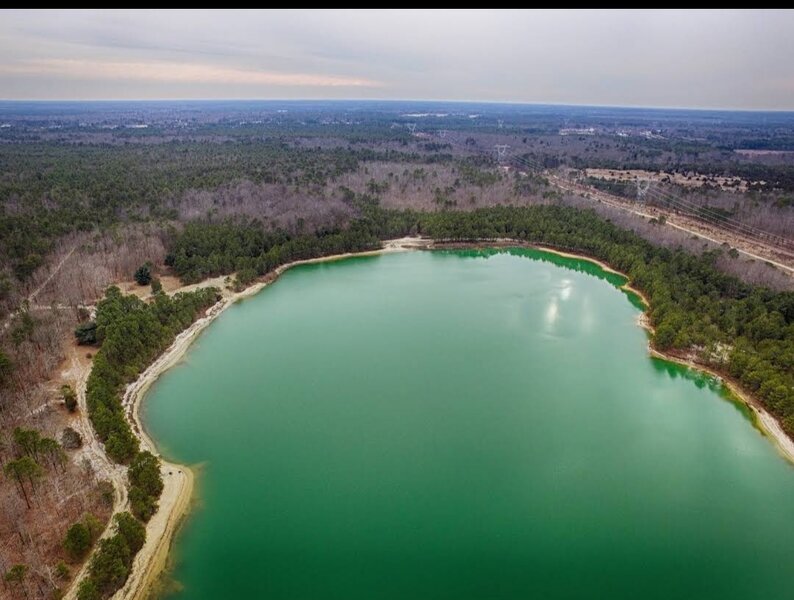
[85,285,219,464]
[168,219,385,285]
[167,194,418,285]
[623,161,794,194]
[128,451,164,522]
[71,284,220,597]
[573,155,794,195]
[585,177,633,199]
[2,141,351,279]
[167,205,794,436]
[76,512,145,600]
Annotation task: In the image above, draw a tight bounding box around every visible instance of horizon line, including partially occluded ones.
[1,97,794,114]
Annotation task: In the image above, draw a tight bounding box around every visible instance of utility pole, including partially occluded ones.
[636,177,652,203]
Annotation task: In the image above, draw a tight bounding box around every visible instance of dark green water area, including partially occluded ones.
[144,249,794,600]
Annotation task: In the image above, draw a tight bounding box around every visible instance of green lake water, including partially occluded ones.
[143,249,794,600]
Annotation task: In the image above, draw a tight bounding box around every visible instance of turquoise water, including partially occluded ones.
[144,249,794,599]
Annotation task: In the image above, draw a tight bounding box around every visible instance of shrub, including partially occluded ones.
[63,523,92,560]
[61,427,83,449]
[61,384,78,412]
[75,321,98,345]
[134,263,152,286]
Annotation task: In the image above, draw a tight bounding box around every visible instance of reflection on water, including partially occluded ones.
[443,247,629,285]
[650,357,755,425]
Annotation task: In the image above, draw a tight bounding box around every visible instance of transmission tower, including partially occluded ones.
[407,123,417,135]
[494,144,510,163]
[497,119,504,129]
[635,177,652,203]
[438,129,447,139]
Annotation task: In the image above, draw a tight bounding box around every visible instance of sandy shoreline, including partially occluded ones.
[68,236,794,600]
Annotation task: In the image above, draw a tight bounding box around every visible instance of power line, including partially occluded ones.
[643,185,788,242]
[644,187,794,250]
[432,127,793,251]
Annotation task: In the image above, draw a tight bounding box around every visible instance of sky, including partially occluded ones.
[1,9,793,110]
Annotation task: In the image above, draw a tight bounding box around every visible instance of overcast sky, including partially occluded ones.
[1,9,793,109]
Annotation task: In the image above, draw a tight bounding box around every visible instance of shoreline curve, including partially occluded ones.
[108,237,426,599]
[72,236,794,600]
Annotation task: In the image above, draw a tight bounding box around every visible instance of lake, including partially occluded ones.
[144,249,794,599]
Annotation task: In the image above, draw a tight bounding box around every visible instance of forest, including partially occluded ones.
[0,141,369,281]
[3,101,794,289]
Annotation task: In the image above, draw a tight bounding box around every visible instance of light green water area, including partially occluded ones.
[144,249,794,600]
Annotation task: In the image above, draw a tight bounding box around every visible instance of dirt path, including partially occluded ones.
[29,245,78,302]
[2,246,80,333]
[61,349,129,600]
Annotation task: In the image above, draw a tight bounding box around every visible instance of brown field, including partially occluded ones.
[585,168,751,192]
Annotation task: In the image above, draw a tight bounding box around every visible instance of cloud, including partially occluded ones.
[1,10,794,107]
[0,58,381,88]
